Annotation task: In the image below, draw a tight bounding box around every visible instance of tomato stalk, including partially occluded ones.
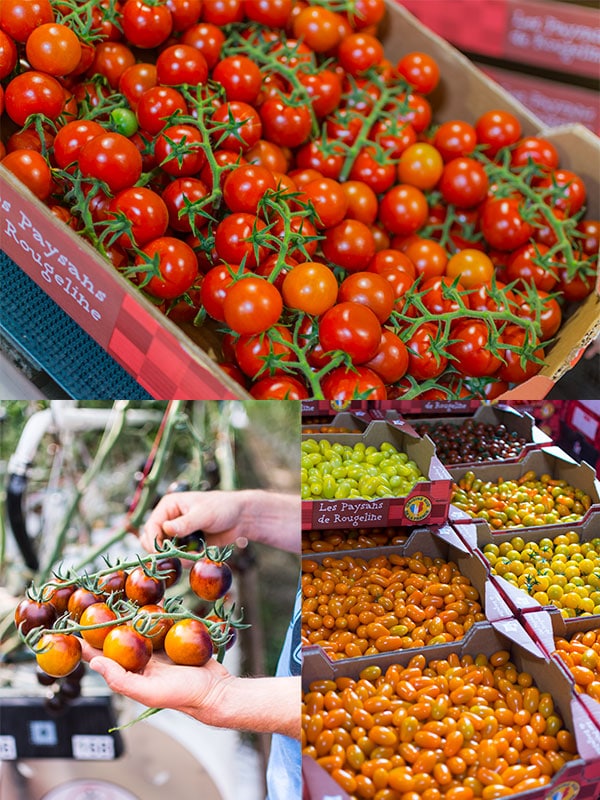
[51,0,122,45]
[475,149,595,280]
[222,26,320,138]
[336,70,412,182]
[258,188,322,277]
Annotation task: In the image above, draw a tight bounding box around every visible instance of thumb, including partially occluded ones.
[88,655,131,693]
[162,514,197,538]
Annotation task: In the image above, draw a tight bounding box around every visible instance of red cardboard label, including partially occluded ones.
[1,176,119,340]
[0,171,239,399]
[505,0,600,78]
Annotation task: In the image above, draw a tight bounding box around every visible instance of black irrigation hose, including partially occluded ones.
[6,473,39,572]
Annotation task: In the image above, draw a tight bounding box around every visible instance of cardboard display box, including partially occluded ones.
[449,446,600,531]
[302,524,411,555]
[301,527,514,662]
[0,3,598,399]
[301,411,372,436]
[302,621,600,800]
[301,420,452,529]
[375,404,553,467]
[521,607,600,734]
[454,512,600,617]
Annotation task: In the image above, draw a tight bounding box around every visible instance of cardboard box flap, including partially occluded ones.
[491,617,545,657]
[571,696,600,760]
[302,756,351,800]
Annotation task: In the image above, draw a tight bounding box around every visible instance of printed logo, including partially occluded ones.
[405,496,432,522]
[544,781,580,800]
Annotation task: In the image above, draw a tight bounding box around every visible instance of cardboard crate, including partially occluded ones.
[454,513,600,618]
[302,621,600,800]
[380,404,553,468]
[301,411,372,436]
[301,526,514,661]
[521,607,600,734]
[449,446,600,531]
[302,524,411,555]
[0,2,598,398]
[301,420,452,529]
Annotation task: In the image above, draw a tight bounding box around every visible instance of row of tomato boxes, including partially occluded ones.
[301,517,600,799]
[301,418,600,530]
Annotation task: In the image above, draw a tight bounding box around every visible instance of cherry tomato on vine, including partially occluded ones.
[446,249,494,288]
[135,604,173,650]
[498,325,545,384]
[79,132,143,193]
[156,43,208,86]
[475,109,522,155]
[439,157,488,208]
[321,219,376,272]
[164,619,213,666]
[26,22,82,76]
[0,0,54,43]
[1,150,52,201]
[338,32,383,76]
[337,272,395,323]
[302,178,348,229]
[68,588,103,622]
[364,329,409,384]
[282,262,338,316]
[4,71,65,126]
[378,184,428,237]
[108,187,169,249]
[506,242,558,292]
[44,582,75,616]
[125,566,166,606]
[189,558,233,602]
[397,51,440,94]
[538,169,587,216]
[154,124,207,177]
[403,239,447,281]
[121,0,173,49]
[223,164,277,214]
[448,320,501,377]
[321,366,387,401]
[318,302,382,364]
[511,137,559,171]
[397,143,443,190]
[135,237,198,300]
[35,633,82,678]
[97,569,128,599]
[234,326,294,378]
[405,323,448,381]
[103,624,153,671]
[480,197,534,251]
[154,557,183,588]
[250,375,309,399]
[80,602,118,649]
[223,276,283,335]
[14,597,57,635]
[517,290,562,341]
[433,119,477,162]
[259,97,312,149]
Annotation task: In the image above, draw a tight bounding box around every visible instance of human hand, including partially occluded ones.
[81,640,301,738]
[140,491,249,552]
[81,639,235,727]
